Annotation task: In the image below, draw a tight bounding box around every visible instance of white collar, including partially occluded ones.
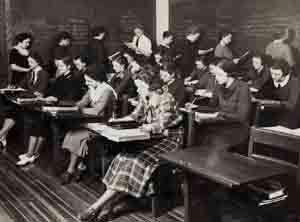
[274,74,290,88]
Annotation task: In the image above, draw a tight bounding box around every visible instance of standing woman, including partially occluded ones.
[9,33,33,87]
[214,30,240,65]
[78,79,183,221]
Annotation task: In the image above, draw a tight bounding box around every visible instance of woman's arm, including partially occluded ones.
[10,64,31,73]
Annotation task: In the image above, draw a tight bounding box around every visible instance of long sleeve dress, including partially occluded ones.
[103,92,183,198]
[195,80,252,151]
[62,82,116,157]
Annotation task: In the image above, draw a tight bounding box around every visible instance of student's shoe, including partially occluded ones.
[77,207,99,221]
[16,155,38,166]
[60,172,74,185]
[18,153,28,160]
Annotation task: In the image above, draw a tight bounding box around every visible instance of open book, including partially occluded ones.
[262,125,300,137]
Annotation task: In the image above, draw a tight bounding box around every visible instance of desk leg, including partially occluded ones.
[297,152,300,187]
[183,111,195,148]
[50,120,62,165]
[183,171,192,222]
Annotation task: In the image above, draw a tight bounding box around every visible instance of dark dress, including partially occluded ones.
[168,78,186,108]
[177,39,200,78]
[46,70,86,102]
[244,66,270,90]
[82,39,109,73]
[20,68,49,95]
[257,76,300,128]
[9,48,29,86]
[196,80,251,151]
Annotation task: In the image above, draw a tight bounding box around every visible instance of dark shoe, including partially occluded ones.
[77,207,98,221]
[60,172,74,185]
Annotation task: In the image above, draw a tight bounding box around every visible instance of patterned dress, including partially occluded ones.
[103,92,183,198]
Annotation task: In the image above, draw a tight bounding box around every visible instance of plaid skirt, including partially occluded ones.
[103,127,183,198]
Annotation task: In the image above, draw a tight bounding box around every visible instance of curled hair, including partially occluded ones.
[90,26,107,38]
[55,56,73,67]
[195,55,209,66]
[270,59,290,76]
[74,54,90,66]
[14,32,33,45]
[218,29,232,42]
[114,56,128,69]
[162,31,174,39]
[55,31,72,44]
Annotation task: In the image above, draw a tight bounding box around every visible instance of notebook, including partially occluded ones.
[101,127,150,142]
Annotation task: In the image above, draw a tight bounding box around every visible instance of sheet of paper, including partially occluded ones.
[195,112,218,122]
[262,125,300,136]
[84,123,107,133]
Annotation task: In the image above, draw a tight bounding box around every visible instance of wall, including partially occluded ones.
[5,0,155,70]
[170,0,300,54]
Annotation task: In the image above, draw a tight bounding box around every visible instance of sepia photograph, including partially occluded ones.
[0,0,299,221]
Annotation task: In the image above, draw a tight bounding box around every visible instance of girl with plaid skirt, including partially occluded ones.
[78,78,183,221]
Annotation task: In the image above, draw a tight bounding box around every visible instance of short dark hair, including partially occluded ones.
[162,31,173,39]
[210,58,235,74]
[114,56,128,68]
[14,33,33,45]
[251,51,267,64]
[187,25,202,35]
[162,62,177,74]
[90,26,107,37]
[270,59,290,76]
[195,55,209,66]
[55,56,73,67]
[218,29,232,42]
[55,31,72,43]
[74,54,89,66]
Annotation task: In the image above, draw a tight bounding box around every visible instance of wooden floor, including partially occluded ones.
[0,139,298,222]
[0,136,197,222]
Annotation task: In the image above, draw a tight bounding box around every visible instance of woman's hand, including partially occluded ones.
[140,124,153,133]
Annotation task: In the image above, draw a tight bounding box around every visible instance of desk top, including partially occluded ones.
[161,148,289,187]
[85,123,150,142]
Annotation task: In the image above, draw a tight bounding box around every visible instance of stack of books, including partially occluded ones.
[242,179,288,207]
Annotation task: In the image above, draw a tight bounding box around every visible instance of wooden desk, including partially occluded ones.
[161,148,290,222]
[248,126,300,185]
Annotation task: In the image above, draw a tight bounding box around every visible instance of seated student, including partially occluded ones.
[160,62,186,108]
[16,56,85,166]
[109,56,137,116]
[195,59,251,151]
[77,79,183,222]
[47,56,86,103]
[123,49,142,76]
[157,31,178,60]
[255,59,300,128]
[185,55,210,86]
[265,28,295,68]
[60,69,116,184]
[244,52,270,92]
